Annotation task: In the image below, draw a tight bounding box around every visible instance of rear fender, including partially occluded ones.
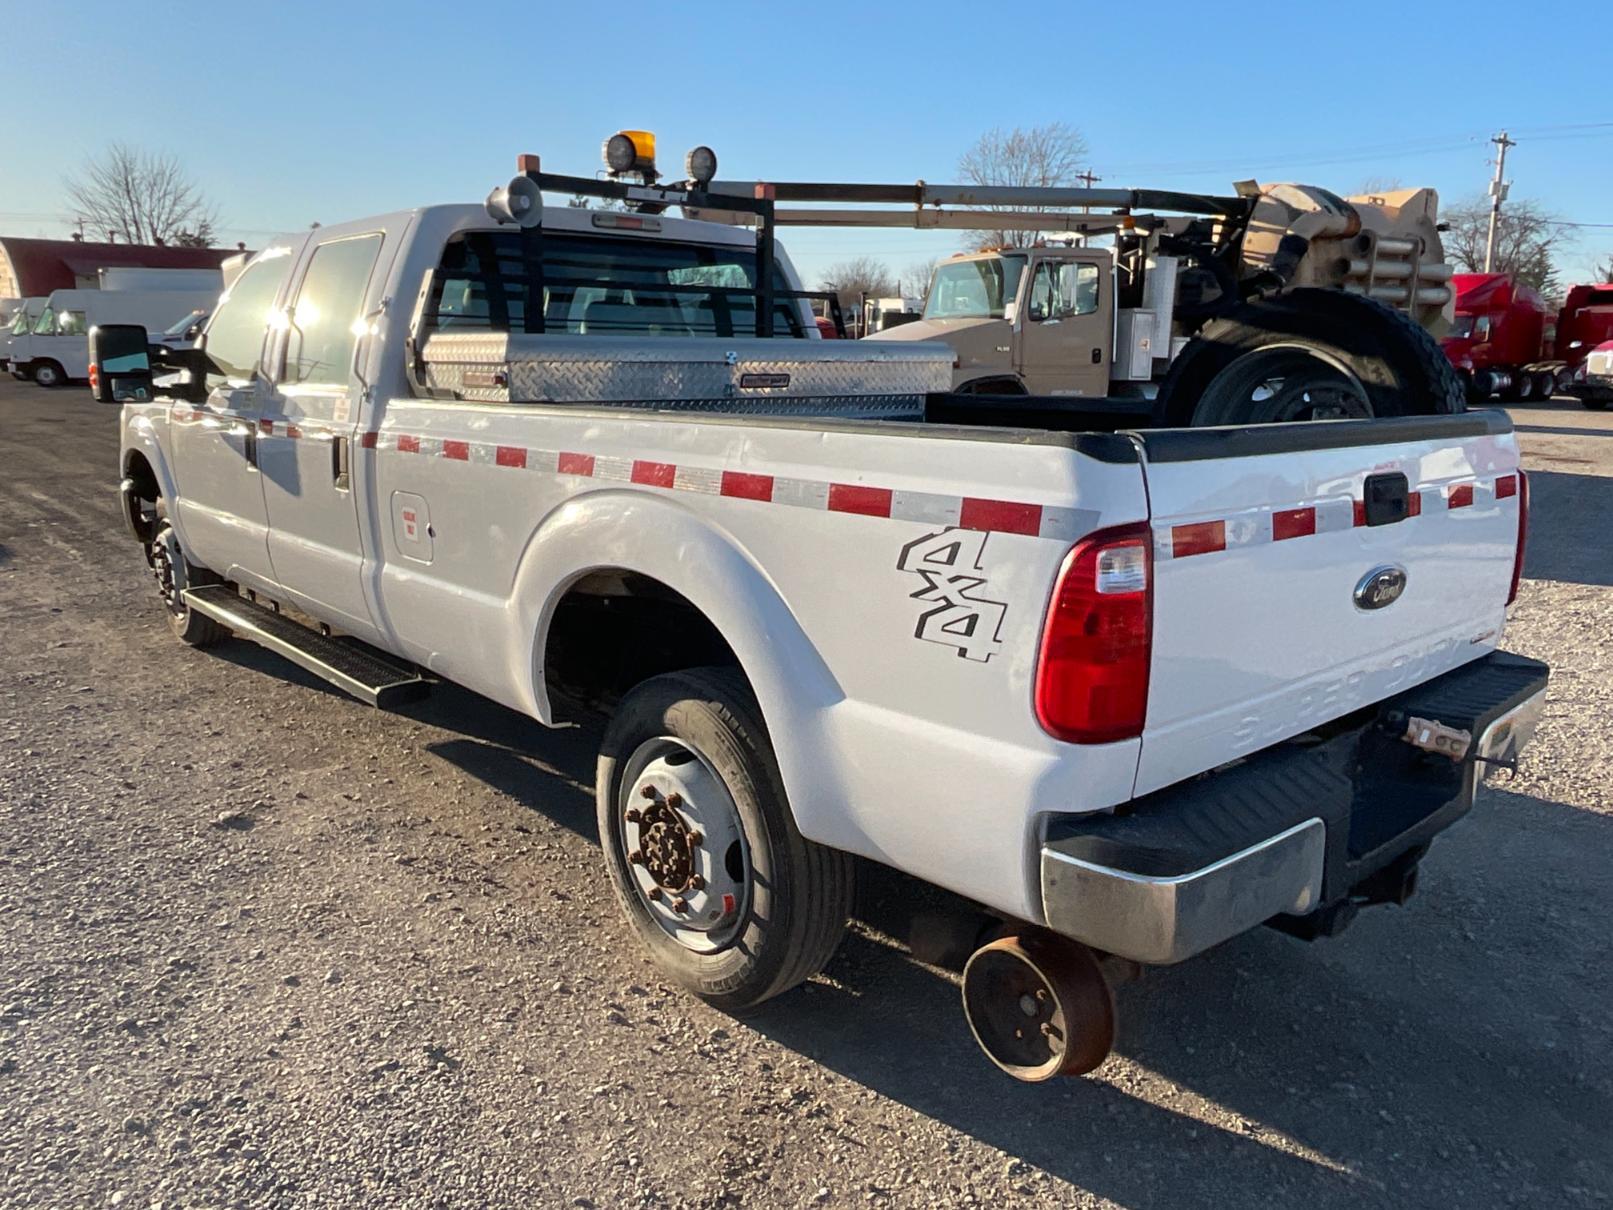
[510,490,852,826]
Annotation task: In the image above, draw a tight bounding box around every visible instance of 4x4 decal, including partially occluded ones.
[897,529,1007,663]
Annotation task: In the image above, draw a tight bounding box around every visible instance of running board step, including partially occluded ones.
[182,585,429,708]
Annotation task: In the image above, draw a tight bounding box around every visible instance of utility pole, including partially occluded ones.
[1076,169,1102,245]
[1484,131,1515,273]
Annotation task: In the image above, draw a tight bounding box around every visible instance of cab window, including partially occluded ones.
[32,307,55,335]
[57,310,87,337]
[1027,261,1100,322]
[203,253,295,390]
[429,231,805,338]
[283,234,384,387]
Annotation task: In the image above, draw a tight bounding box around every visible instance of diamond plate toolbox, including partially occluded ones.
[418,333,952,418]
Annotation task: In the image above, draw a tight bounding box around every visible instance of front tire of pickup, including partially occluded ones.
[1157,289,1466,426]
[596,667,854,1013]
[149,500,229,648]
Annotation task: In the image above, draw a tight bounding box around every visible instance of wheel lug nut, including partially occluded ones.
[639,785,657,799]
[666,792,683,809]
[647,887,662,901]
[689,875,705,890]
[672,897,688,913]
[688,831,704,848]
[629,850,644,865]
[625,808,640,823]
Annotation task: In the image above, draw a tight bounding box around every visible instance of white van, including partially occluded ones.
[2,297,48,379]
[10,286,220,386]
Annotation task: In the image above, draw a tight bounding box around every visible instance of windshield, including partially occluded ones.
[1449,315,1476,339]
[32,307,56,335]
[162,309,207,338]
[923,255,1025,320]
[9,310,30,336]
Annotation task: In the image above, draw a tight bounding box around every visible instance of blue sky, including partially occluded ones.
[1,0,1606,289]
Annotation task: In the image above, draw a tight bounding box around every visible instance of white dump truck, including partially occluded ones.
[92,135,1546,1081]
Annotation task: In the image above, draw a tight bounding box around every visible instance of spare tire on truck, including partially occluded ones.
[1155,288,1466,427]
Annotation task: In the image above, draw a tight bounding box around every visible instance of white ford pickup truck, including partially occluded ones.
[93,143,1548,1081]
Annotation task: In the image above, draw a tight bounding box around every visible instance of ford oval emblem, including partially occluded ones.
[1354,565,1408,611]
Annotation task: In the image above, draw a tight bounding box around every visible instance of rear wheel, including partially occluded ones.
[30,361,64,388]
[596,667,854,1012]
[1513,371,1535,402]
[148,501,229,648]
[1534,371,1558,400]
[1158,288,1464,427]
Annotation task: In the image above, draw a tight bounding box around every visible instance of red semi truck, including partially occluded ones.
[1443,273,1613,408]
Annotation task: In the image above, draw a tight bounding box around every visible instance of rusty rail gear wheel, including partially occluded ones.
[962,933,1116,1081]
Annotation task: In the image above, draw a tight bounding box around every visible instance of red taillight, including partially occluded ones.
[1034,523,1153,744]
[1507,469,1529,606]
[87,363,98,391]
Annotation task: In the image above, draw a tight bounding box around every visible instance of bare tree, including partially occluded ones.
[903,257,941,301]
[957,123,1090,249]
[1441,195,1563,295]
[1594,257,1613,284]
[64,144,217,246]
[1353,176,1404,200]
[820,256,898,313]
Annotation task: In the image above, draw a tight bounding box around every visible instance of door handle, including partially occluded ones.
[1091,348,1103,365]
[244,427,258,469]
[333,435,351,491]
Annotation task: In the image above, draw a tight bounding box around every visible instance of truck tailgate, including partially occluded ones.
[1134,412,1523,796]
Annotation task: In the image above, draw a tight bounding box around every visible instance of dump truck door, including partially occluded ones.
[1014,251,1112,397]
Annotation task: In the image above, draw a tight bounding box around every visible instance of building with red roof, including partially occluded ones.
[0,237,248,299]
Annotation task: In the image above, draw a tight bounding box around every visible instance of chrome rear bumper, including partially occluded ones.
[1039,654,1549,966]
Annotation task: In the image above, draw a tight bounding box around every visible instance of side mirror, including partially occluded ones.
[89,324,153,404]
[1027,302,1047,323]
[1002,300,1019,325]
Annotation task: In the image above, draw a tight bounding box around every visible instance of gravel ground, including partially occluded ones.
[1,378,1609,1209]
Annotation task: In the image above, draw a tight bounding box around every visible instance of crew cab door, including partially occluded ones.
[1014,252,1111,397]
[170,248,299,588]
[256,225,395,638]
[1132,415,1525,797]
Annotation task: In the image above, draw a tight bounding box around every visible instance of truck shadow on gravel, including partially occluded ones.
[1520,469,1613,587]
[745,785,1612,1208]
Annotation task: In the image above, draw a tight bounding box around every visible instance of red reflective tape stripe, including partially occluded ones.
[827,483,893,517]
[1170,520,1226,558]
[720,471,773,501]
[959,498,1042,536]
[1353,499,1368,527]
[1406,491,1422,517]
[557,452,594,476]
[359,431,378,449]
[397,434,420,454]
[1495,474,1517,500]
[1272,506,1316,541]
[631,459,677,488]
[495,445,527,469]
[442,439,470,461]
[1448,483,1474,509]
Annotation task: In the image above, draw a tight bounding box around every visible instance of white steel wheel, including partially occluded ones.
[617,736,753,955]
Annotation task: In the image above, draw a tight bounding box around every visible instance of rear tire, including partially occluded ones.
[1513,371,1535,402]
[30,361,64,388]
[1534,371,1557,400]
[149,500,229,648]
[596,667,854,1013]
[1584,397,1610,411]
[1157,289,1465,426]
